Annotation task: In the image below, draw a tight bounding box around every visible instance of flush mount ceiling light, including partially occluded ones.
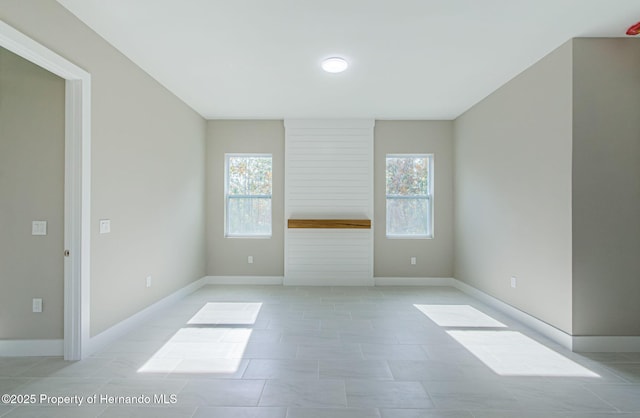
[321,57,348,73]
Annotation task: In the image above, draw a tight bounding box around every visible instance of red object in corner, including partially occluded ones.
[626,21,640,35]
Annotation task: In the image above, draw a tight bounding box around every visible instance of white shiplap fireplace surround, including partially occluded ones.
[284,119,374,286]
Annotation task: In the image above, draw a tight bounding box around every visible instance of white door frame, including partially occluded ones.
[0,20,91,360]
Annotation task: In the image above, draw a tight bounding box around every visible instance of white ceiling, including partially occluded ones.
[57,0,640,120]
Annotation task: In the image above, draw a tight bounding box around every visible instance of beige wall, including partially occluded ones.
[572,38,640,336]
[374,121,454,277]
[454,42,574,333]
[1,0,207,337]
[0,47,65,339]
[206,120,285,277]
[206,120,451,279]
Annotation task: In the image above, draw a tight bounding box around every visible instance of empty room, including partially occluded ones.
[1,1,640,417]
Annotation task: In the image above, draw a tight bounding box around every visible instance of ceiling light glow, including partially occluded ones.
[321,57,348,73]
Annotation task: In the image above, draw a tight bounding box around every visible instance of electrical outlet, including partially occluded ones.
[32,298,43,313]
[146,276,152,288]
[248,256,254,264]
[511,276,517,288]
[410,257,417,265]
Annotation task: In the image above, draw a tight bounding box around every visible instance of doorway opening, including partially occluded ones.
[0,20,91,360]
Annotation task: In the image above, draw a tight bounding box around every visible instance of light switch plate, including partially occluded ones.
[99,219,111,234]
[32,221,47,236]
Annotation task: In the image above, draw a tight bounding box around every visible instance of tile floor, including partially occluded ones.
[1,285,639,417]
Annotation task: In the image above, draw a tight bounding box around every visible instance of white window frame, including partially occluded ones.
[224,153,272,238]
[385,153,434,239]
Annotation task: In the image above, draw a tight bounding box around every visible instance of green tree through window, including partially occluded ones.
[386,154,433,237]
[225,154,272,237]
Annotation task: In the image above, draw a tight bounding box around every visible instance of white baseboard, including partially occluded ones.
[0,339,63,357]
[206,276,284,285]
[63,273,640,357]
[207,276,453,286]
[572,336,640,353]
[86,276,209,357]
[375,277,455,286]
[450,279,640,353]
[450,279,574,351]
[283,277,374,286]
[204,276,453,286]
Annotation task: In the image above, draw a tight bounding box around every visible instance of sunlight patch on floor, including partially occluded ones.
[138,302,261,374]
[447,330,600,377]
[414,304,507,328]
[187,302,263,325]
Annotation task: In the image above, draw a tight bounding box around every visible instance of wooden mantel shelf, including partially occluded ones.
[288,219,371,229]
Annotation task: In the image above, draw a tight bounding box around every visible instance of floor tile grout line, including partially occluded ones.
[254,379,268,408]
[580,381,632,414]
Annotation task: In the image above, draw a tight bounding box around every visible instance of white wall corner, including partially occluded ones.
[85,276,209,357]
[206,276,284,285]
[451,278,574,351]
[0,340,63,357]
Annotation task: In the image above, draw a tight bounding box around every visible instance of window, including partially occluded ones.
[385,154,433,238]
[225,154,272,237]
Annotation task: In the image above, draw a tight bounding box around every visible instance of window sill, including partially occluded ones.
[225,235,272,239]
[386,235,433,240]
